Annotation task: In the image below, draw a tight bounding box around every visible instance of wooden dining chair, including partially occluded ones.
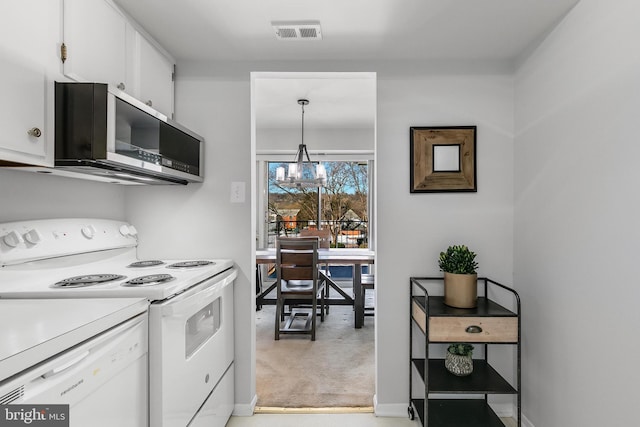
[275,236,327,341]
[300,228,333,299]
[361,273,375,316]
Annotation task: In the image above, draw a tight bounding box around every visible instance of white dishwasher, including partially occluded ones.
[0,298,148,427]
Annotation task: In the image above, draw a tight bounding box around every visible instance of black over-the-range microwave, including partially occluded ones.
[54,82,204,185]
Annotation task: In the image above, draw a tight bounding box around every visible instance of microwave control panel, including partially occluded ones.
[161,158,196,175]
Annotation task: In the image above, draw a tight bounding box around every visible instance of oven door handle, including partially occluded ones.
[159,268,237,317]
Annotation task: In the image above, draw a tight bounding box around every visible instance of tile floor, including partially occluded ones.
[227,413,517,427]
[227,413,421,427]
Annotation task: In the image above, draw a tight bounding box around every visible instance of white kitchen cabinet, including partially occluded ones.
[0,60,47,163]
[63,0,175,116]
[0,0,60,166]
[134,32,175,118]
[63,0,131,90]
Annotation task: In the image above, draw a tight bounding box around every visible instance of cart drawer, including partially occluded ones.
[412,300,426,334]
[429,316,518,343]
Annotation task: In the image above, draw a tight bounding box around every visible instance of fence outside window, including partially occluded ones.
[267,219,369,249]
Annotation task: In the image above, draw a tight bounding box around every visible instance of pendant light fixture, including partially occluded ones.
[275,99,327,188]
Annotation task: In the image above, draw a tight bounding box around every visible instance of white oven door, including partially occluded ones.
[149,267,236,427]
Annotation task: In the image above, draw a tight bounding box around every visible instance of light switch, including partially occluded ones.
[230,182,246,203]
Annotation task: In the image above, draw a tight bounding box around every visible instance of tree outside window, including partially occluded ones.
[267,161,368,248]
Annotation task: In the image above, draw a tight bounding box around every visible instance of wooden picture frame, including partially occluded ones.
[410,126,477,193]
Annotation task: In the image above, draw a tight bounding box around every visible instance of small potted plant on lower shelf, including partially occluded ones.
[445,343,474,376]
[438,244,479,308]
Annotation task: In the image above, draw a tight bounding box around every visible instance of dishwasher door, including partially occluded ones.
[0,314,148,427]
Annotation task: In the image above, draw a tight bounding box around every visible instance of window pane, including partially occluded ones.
[267,161,368,248]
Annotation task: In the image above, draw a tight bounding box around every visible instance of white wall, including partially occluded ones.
[514,0,640,426]
[0,169,126,222]
[257,128,374,152]
[376,74,515,414]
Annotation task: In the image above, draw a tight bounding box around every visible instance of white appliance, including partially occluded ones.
[0,298,149,427]
[0,218,237,427]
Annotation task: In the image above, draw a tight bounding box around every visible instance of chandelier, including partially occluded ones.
[275,99,327,188]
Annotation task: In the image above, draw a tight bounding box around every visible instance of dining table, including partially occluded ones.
[255,248,375,328]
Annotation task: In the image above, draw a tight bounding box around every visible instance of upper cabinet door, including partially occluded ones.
[0,0,59,166]
[0,59,47,163]
[63,0,129,90]
[135,32,175,118]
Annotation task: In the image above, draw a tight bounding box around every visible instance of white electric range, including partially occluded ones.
[0,218,236,427]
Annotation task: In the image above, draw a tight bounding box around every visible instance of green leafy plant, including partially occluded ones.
[447,343,474,357]
[438,245,478,274]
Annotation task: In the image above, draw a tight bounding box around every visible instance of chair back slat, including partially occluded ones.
[281,266,314,280]
[279,251,314,266]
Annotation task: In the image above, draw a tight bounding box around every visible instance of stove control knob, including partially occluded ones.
[127,225,138,237]
[24,229,43,245]
[3,230,24,248]
[81,225,96,239]
[119,224,131,236]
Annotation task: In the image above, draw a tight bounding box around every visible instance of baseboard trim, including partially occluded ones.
[522,413,535,427]
[233,394,258,416]
[373,395,411,418]
[490,402,514,418]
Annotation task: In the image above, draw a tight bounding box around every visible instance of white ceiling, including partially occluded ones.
[114,0,579,130]
[115,0,578,63]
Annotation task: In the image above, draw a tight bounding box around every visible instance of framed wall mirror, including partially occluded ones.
[410,126,477,193]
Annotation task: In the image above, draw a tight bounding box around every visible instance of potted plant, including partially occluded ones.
[438,244,479,308]
[445,343,474,376]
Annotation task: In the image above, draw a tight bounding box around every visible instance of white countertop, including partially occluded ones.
[0,298,148,382]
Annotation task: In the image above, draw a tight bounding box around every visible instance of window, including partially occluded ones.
[264,161,369,248]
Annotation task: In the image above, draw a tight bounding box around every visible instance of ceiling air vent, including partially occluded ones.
[272,21,322,40]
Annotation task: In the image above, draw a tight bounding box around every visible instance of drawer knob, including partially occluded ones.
[465,325,482,333]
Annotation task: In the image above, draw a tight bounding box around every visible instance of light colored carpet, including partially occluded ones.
[255,296,375,408]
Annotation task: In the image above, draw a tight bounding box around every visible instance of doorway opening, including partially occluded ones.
[251,72,377,411]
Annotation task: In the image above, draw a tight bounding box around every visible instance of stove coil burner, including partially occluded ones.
[52,274,127,288]
[123,274,175,287]
[167,260,215,269]
[127,260,165,268]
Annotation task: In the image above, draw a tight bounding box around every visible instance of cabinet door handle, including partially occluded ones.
[465,325,482,333]
[27,127,42,138]
[145,100,153,107]
[117,82,126,91]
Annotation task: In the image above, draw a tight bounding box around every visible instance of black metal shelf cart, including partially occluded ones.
[409,277,521,427]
